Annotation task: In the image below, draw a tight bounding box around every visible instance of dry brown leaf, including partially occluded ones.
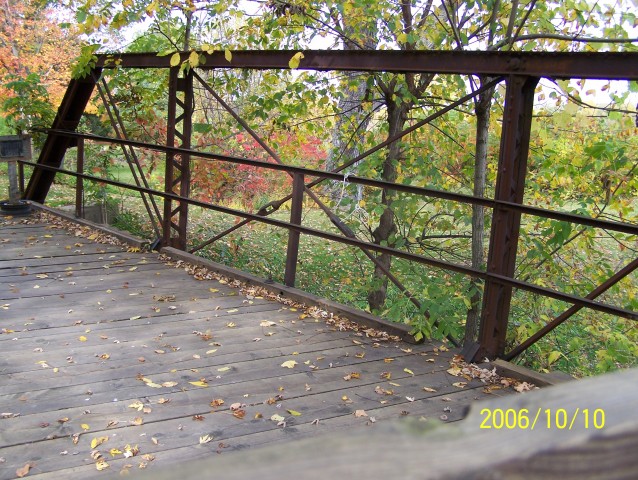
[232,409,246,419]
[354,410,368,418]
[16,463,31,478]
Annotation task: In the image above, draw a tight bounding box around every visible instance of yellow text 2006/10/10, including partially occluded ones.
[479,407,605,430]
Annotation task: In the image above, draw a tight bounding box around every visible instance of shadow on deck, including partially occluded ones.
[0,212,519,479]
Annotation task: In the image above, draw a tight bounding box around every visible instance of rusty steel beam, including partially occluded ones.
[96,51,638,80]
[39,128,638,238]
[18,157,638,325]
[504,256,638,361]
[476,75,540,361]
[24,72,100,202]
[163,68,193,250]
[96,79,162,238]
[284,174,304,287]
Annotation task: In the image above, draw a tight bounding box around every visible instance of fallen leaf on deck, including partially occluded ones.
[354,410,368,418]
[78,336,87,342]
[374,386,394,396]
[91,436,109,448]
[189,381,209,387]
[384,358,394,363]
[128,401,144,411]
[281,360,297,369]
[423,387,437,393]
[157,398,170,404]
[453,382,467,388]
[270,414,285,422]
[131,417,144,426]
[95,460,109,471]
[232,409,246,419]
[287,409,302,416]
[16,463,31,478]
[217,367,230,372]
[130,316,141,320]
[404,368,414,375]
[81,423,90,430]
[210,399,224,407]
[200,435,213,444]
[162,381,178,387]
[260,320,276,327]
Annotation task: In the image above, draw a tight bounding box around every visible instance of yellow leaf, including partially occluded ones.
[128,401,144,411]
[453,381,467,388]
[288,51,304,69]
[91,436,109,448]
[281,360,297,369]
[95,459,109,471]
[259,320,276,327]
[188,50,199,67]
[189,381,209,387]
[78,336,87,342]
[131,417,143,426]
[287,409,302,416]
[81,423,90,431]
[404,368,414,375]
[170,52,181,67]
[209,288,219,293]
[224,49,232,62]
[270,414,285,422]
[206,349,217,354]
[109,448,123,457]
[217,366,230,372]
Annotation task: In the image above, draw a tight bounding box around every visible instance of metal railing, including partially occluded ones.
[19,50,638,362]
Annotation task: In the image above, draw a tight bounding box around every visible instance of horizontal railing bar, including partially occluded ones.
[95,50,638,80]
[20,159,638,322]
[38,128,638,236]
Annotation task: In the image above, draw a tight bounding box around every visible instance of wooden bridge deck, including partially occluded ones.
[0,213,516,479]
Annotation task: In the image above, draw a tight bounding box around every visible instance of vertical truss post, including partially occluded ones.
[162,68,193,250]
[75,138,84,219]
[474,75,539,361]
[284,173,304,287]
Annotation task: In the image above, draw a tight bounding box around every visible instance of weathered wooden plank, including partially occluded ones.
[122,367,638,480]
[0,220,519,480]
[0,369,487,477]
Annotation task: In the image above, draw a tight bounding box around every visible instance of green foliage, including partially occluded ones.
[1,73,55,147]
[71,44,100,79]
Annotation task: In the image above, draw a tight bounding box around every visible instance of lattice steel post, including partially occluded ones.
[474,75,539,361]
[163,68,193,250]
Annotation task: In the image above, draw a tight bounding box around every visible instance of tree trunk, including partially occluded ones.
[464,79,495,345]
[367,99,408,312]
